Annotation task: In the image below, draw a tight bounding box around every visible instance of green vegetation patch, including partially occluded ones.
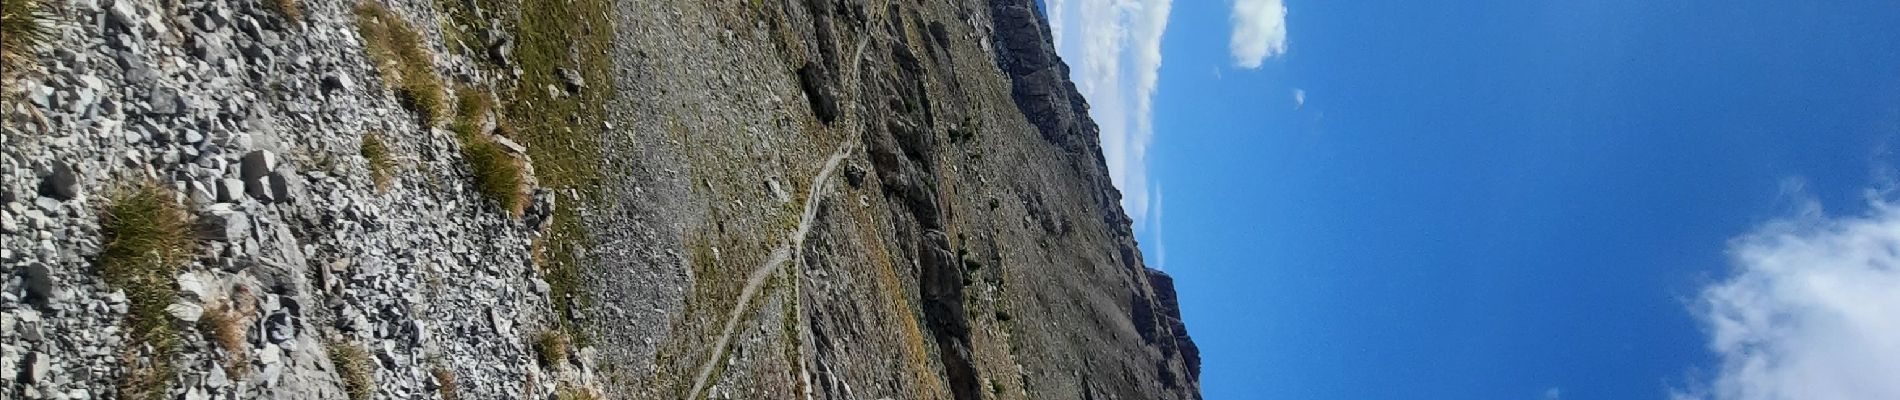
[99,184,196,400]
[354,2,447,124]
[432,0,612,345]
[502,0,614,345]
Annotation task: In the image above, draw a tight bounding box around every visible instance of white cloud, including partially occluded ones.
[1544,387,1561,400]
[1229,0,1289,68]
[1044,0,1173,233]
[1151,184,1167,269]
[1678,193,1900,400]
[1293,88,1306,109]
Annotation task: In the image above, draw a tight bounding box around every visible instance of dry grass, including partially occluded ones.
[1,0,48,84]
[354,2,446,124]
[534,329,570,368]
[431,366,460,400]
[265,0,302,23]
[360,132,396,191]
[556,384,601,400]
[99,183,196,400]
[200,302,251,377]
[329,342,376,400]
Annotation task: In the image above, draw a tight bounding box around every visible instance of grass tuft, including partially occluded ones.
[354,2,446,124]
[329,341,376,400]
[360,132,396,191]
[463,139,526,214]
[265,0,303,23]
[431,366,460,400]
[99,183,195,400]
[556,383,601,400]
[534,329,570,368]
[1,0,49,83]
[448,87,527,215]
[200,302,251,377]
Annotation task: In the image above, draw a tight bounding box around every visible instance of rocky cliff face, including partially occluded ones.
[0,0,1199,397]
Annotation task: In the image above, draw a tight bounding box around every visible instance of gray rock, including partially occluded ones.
[176,271,213,301]
[246,177,274,202]
[218,179,244,203]
[149,87,184,115]
[494,136,527,154]
[38,162,79,201]
[205,362,230,387]
[33,197,60,215]
[188,181,216,204]
[21,263,55,309]
[203,210,249,242]
[266,311,294,343]
[25,352,50,383]
[241,151,276,181]
[167,302,204,322]
[108,0,141,31]
[269,172,297,202]
[321,73,353,94]
[558,67,585,92]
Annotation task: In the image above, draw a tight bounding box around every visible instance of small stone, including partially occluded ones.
[266,311,293,343]
[38,162,79,201]
[557,67,585,92]
[149,87,183,115]
[167,302,204,322]
[205,362,230,387]
[33,197,60,215]
[176,271,214,301]
[494,136,527,154]
[767,178,790,203]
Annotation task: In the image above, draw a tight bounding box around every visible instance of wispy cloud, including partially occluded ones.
[1293,88,1306,109]
[1151,184,1167,269]
[1543,388,1562,400]
[1230,0,1289,68]
[1676,191,1900,400]
[1044,0,1174,233]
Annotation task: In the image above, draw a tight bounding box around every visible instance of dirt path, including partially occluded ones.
[687,141,854,398]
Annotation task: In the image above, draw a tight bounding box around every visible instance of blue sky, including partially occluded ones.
[1043,0,1900,399]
